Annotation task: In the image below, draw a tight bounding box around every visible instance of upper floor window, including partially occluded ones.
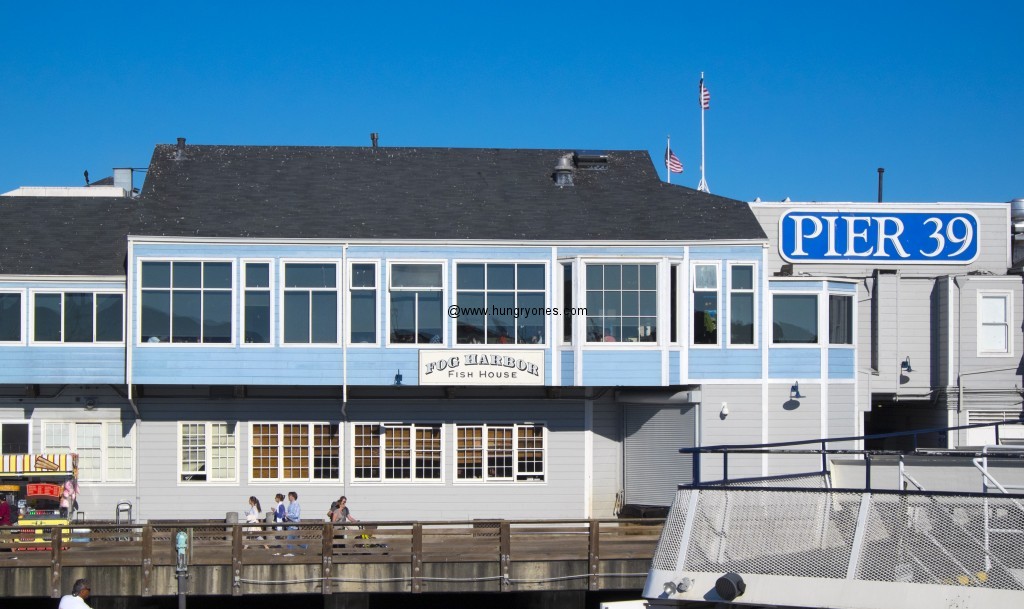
[773,294,818,344]
[693,263,719,345]
[829,294,854,345]
[729,265,755,345]
[283,262,338,344]
[979,292,1012,356]
[353,423,442,481]
[243,262,272,344]
[141,261,232,344]
[350,263,378,344]
[0,421,29,453]
[33,292,123,343]
[0,292,23,343]
[251,422,340,482]
[389,263,443,344]
[43,421,134,483]
[456,263,545,344]
[455,423,546,482]
[586,263,657,343]
[179,422,237,483]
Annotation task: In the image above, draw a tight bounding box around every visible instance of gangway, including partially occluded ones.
[644,419,1024,609]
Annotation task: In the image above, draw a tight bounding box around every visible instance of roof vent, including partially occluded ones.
[573,151,609,171]
[553,155,575,187]
[370,132,379,148]
[175,137,186,160]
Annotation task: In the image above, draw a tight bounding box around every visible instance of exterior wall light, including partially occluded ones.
[901,356,913,372]
[790,382,804,399]
[720,402,729,418]
[394,370,403,386]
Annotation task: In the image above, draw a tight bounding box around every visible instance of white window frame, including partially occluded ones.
[0,419,31,453]
[690,261,721,348]
[350,422,445,483]
[558,260,575,346]
[386,260,447,347]
[347,260,381,347]
[453,260,549,346]
[453,423,547,484]
[177,421,239,485]
[241,259,275,347]
[279,259,341,347]
[727,262,758,348]
[0,289,26,345]
[978,290,1014,357]
[581,259,660,346]
[28,290,125,346]
[248,421,341,483]
[41,420,135,484]
[769,290,821,347]
[827,291,856,347]
[137,258,237,346]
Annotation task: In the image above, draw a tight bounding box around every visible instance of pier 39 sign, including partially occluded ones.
[779,209,979,264]
[420,350,545,386]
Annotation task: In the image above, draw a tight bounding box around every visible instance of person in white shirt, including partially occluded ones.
[58,578,91,609]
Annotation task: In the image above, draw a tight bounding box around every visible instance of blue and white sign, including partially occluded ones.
[779,209,979,264]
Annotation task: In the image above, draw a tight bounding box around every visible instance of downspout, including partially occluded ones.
[954,275,964,445]
[342,243,348,418]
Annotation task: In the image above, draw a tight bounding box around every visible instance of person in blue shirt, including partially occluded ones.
[285,491,304,550]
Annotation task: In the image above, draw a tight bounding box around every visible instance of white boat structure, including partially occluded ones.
[643,420,1024,608]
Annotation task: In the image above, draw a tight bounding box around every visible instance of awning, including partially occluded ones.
[0,453,77,477]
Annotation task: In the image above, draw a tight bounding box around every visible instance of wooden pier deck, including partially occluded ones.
[0,518,663,598]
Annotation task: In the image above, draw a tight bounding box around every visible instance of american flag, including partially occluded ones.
[665,147,683,173]
[700,78,710,110]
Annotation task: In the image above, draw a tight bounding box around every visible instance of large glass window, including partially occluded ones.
[244,262,271,344]
[141,261,232,343]
[773,294,819,344]
[32,292,123,343]
[829,294,853,345]
[179,422,236,482]
[0,422,29,453]
[350,263,378,343]
[456,263,545,344]
[979,293,1011,355]
[352,423,442,481]
[389,264,443,344]
[251,423,340,481]
[0,293,21,342]
[456,424,546,482]
[42,421,134,482]
[283,263,338,344]
[693,264,719,345]
[729,265,755,345]
[585,264,657,343]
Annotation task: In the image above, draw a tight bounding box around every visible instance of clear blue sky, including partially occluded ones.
[2,2,1021,203]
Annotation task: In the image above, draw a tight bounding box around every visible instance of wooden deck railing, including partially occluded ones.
[0,518,664,598]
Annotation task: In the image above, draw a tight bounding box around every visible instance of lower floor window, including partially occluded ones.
[42,421,134,482]
[180,422,236,482]
[456,424,546,482]
[353,423,442,481]
[251,422,340,481]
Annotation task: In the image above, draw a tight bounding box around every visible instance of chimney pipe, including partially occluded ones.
[370,133,379,148]
[877,167,884,202]
[176,137,186,160]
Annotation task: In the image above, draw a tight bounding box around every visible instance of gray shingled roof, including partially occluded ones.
[0,197,131,276]
[137,144,767,242]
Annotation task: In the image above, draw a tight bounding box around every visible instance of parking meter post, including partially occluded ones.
[175,530,188,609]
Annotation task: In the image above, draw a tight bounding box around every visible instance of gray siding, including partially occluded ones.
[953,276,1024,412]
[765,382,822,475]
[590,395,621,518]
[828,383,857,450]
[699,384,764,481]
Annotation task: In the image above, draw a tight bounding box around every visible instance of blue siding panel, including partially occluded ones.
[768,348,821,378]
[0,346,124,383]
[689,349,761,379]
[581,350,661,386]
[560,351,575,386]
[828,348,855,379]
[669,351,680,385]
[828,282,858,293]
[769,280,823,291]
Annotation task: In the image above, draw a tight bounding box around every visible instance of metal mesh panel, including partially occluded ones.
[683,489,862,578]
[856,494,1024,590]
[729,472,830,489]
[652,489,694,571]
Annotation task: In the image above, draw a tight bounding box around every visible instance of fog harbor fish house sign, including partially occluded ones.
[779,209,979,263]
[420,350,545,385]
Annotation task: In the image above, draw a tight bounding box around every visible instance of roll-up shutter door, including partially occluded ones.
[624,404,696,506]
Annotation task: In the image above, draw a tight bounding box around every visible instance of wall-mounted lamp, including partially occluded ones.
[394,370,403,386]
[790,382,804,399]
[901,357,913,373]
[720,402,730,417]
[84,398,96,410]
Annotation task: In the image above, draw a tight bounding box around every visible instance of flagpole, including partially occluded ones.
[666,135,671,184]
[697,72,709,193]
